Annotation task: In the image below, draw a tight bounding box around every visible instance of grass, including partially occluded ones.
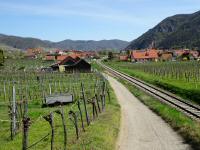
[70,86,120,150]
[0,59,120,150]
[105,60,200,104]
[119,78,200,149]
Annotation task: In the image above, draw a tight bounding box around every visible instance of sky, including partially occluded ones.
[0,0,200,42]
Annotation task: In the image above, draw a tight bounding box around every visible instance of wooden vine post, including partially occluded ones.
[11,82,17,139]
[22,85,30,150]
[95,94,101,113]
[69,111,79,139]
[55,108,67,150]
[91,97,98,120]
[43,113,54,150]
[22,117,31,150]
[81,82,90,126]
[101,81,106,111]
[3,81,6,102]
[77,100,85,131]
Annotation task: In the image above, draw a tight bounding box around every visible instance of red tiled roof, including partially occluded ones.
[132,49,158,59]
[57,55,68,61]
[45,55,55,61]
[59,56,77,65]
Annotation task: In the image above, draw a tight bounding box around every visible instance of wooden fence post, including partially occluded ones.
[50,113,54,150]
[107,87,111,102]
[77,100,85,131]
[22,117,31,150]
[55,108,67,150]
[22,85,30,150]
[95,94,101,113]
[69,111,79,139]
[49,83,52,95]
[92,97,98,118]
[11,83,17,139]
[81,83,90,126]
[43,113,54,150]
[101,81,106,111]
[3,81,6,102]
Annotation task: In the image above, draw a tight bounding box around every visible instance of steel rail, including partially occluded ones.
[99,61,200,120]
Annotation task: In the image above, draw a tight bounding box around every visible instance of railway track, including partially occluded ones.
[98,61,200,120]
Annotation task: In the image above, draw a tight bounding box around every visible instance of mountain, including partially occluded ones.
[0,34,129,51]
[54,39,129,50]
[125,10,200,50]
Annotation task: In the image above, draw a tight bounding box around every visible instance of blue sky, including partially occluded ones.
[0,0,199,42]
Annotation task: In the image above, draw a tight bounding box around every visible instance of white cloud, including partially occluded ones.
[0,1,151,25]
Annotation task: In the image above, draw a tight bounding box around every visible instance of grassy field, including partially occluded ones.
[0,59,120,150]
[105,60,200,104]
[119,78,200,149]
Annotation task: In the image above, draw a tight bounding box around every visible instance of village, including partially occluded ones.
[118,49,200,62]
[24,48,100,72]
[18,47,200,73]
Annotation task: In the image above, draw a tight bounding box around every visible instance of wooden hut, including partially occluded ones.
[50,56,91,72]
[64,59,91,72]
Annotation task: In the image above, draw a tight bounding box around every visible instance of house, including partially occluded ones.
[174,49,199,61]
[51,56,77,70]
[56,53,82,61]
[131,49,159,62]
[190,50,199,60]
[173,50,187,58]
[51,56,91,72]
[25,48,44,59]
[45,55,56,61]
[159,51,173,61]
[64,59,91,72]
[83,51,99,59]
[119,55,129,61]
[56,55,68,61]
[25,49,36,59]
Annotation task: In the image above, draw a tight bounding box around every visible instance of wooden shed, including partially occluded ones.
[64,59,91,72]
[50,56,91,72]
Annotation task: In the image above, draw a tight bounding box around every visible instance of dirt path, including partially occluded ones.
[106,75,191,150]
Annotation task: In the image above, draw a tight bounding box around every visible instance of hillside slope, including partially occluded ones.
[0,34,129,51]
[125,11,200,50]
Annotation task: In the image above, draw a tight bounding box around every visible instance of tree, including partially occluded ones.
[108,52,113,60]
[0,49,4,66]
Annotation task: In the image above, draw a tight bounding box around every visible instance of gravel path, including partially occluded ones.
[107,75,192,150]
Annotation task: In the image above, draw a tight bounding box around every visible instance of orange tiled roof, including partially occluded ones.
[45,55,55,61]
[57,55,68,61]
[132,49,158,59]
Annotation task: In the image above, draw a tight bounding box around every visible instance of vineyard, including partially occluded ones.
[0,59,119,150]
[105,60,200,104]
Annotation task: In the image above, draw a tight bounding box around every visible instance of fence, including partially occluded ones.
[0,71,110,149]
